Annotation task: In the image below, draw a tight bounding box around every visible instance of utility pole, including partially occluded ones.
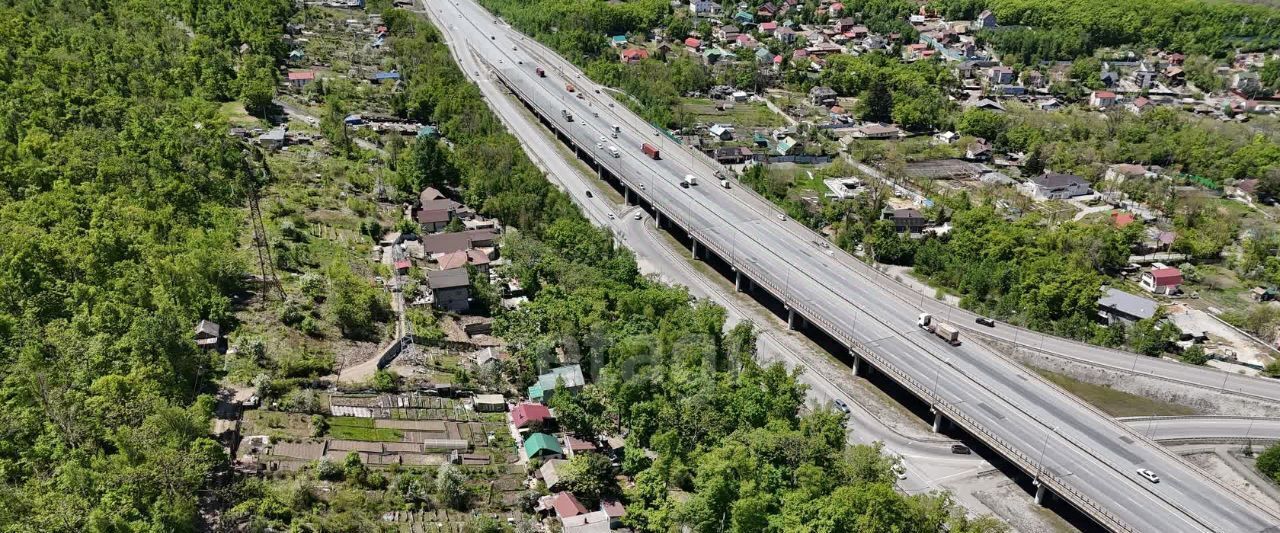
[245,146,286,307]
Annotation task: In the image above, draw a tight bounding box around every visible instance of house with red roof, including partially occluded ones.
[550,492,588,518]
[619,48,649,64]
[759,21,777,33]
[510,402,552,429]
[1110,211,1136,228]
[1089,90,1117,109]
[287,70,316,88]
[1140,265,1182,295]
[684,37,703,52]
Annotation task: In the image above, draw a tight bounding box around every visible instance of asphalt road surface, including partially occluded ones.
[423,2,1280,531]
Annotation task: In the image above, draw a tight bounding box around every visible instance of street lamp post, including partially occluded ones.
[1035,426,1058,481]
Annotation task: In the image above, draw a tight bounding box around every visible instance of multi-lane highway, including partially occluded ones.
[422,2,1280,531]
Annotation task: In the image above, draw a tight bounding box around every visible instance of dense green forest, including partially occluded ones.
[0,0,292,530]
[931,0,1280,61]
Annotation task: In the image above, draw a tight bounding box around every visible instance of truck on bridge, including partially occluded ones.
[535,66,545,77]
[560,109,573,122]
[918,313,960,346]
[641,143,660,159]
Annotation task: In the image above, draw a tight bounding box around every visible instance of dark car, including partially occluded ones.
[585,190,593,198]
[975,317,996,327]
[833,399,851,415]
[950,444,971,454]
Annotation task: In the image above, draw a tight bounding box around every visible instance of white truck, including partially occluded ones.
[917,313,960,346]
[684,174,698,186]
[607,146,620,158]
[720,179,731,189]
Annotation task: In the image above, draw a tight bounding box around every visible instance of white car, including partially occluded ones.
[608,213,616,219]
[599,135,607,143]
[1136,468,1160,483]
[776,214,786,220]
[891,463,907,480]
[634,212,642,220]
[596,142,604,149]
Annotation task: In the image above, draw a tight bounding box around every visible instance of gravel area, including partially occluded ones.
[971,473,1079,533]
[1183,449,1280,509]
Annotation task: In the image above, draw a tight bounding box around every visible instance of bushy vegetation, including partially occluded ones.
[0,0,293,529]
[932,0,1280,60]
[820,53,957,130]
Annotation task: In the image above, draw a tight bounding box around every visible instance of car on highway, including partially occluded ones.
[607,213,615,219]
[599,135,607,143]
[777,213,786,220]
[891,463,907,480]
[596,142,604,149]
[585,190,593,198]
[832,399,850,415]
[633,212,642,220]
[1136,468,1160,483]
[975,317,996,327]
[511,46,516,51]
[950,444,971,455]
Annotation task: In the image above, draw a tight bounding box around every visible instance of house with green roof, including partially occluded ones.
[523,432,564,459]
[734,11,754,24]
[528,364,585,403]
[775,135,798,156]
[610,35,628,47]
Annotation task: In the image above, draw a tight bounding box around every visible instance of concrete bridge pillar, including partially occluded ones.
[691,240,699,259]
[1034,483,1049,506]
[851,352,862,376]
[654,211,662,227]
[932,411,945,433]
[623,187,631,204]
[787,308,797,330]
[734,270,743,292]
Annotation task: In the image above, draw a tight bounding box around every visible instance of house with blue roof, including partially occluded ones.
[611,35,628,47]
[734,10,754,25]
[372,71,401,84]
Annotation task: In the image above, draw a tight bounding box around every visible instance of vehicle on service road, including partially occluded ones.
[585,190,593,198]
[535,66,545,77]
[1137,468,1160,483]
[560,109,573,122]
[833,399,850,415]
[918,313,961,346]
[641,143,660,159]
[950,444,971,454]
[566,83,575,93]
[720,179,731,189]
[975,317,996,327]
[634,212,642,220]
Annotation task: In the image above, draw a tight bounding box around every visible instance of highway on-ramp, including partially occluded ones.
[423,2,1280,531]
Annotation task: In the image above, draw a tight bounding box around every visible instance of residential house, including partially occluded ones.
[437,249,491,273]
[1133,62,1157,89]
[775,26,796,43]
[708,123,734,140]
[287,70,316,88]
[371,71,401,84]
[882,207,928,234]
[620,47,649,63]
[851,124,903,139]
[524,433,565,460]
[564,436,598,456]
[427,267,471,312]
[712,146,754,164]
[610,35,628,47]
[1023,70,1045,89]
[733,10,753,25]
[1097,288,1158,325]
[257,127,287,150]
[965,139,991,161]
[1140,265,1182,295]
[833,17,855,33]
[561,510,612,533]
[757,1,777,19]
[734,33,757,48]
[759,21,777,33]
[528,364,586,403]
[975,9,996,29]
[1110,211,1137,228]
[1089,90,1117,109]
[1105,163,1149,182]
[473,394,506,412]
[1232,71,1261,94]
[1128,96,1153,114]
[690,0,721,16]
[1099,67,1120,88]
[846,25,869,39]
[195,319,224,352]
[1162,66,1185,86]
[1230,178,1259,202]
[684,37,703,52]
[472,346,504,369]
[540,458,571,491]
[717,24,739,41]
[809,86,838,106]
[421,229,499,259]
[988,66,1014,85]
[1027,172,1091,200]
[972,98,1005,112]
[774,136,799,155]
[511,402,553,429]
[1166,52,1186,66]
[416,208,452,233]
[1038,98,1062,111]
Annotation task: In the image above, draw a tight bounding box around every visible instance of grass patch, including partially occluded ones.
[327,416,405,441]
[1032,369,1200,417]
[679,98,786,129]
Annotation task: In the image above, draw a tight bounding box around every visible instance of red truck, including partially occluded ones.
[566,83,575,93]
[535,67,545,77]
[641,143,660,159]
